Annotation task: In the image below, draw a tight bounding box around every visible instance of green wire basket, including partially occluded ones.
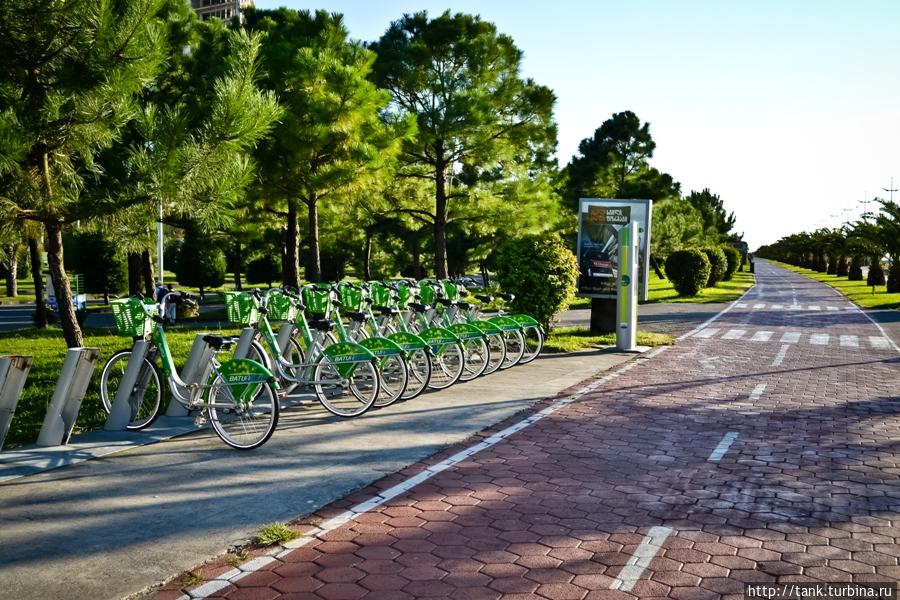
[111,297,156,338]
[337,285,363,311]
[266,291,297,322]
[302,287,331,317]
[224,291,259,325]
[369,282,391,307]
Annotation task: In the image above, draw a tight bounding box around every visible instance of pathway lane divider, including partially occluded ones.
[609,526,674,592]
[708,432,739,462]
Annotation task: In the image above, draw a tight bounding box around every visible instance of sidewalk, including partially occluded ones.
[0,345,638,600]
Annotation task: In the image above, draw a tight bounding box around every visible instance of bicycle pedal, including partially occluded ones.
[194,414,207,427]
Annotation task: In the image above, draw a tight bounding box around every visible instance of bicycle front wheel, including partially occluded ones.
[373,354,409,408]
[207,377,279,450]
[500,329,525,369]
[401,348,432,400]
[459,337,489,381]
[99,350,163,430]
[427,341,465,390]
[484,332,506,375]
[314,356,380,417]
[518,325,544,364]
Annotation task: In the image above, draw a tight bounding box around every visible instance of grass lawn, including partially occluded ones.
[0,324,243,449]
[769,260,900,309]
[569,269,755,309]
[544,327,673,353]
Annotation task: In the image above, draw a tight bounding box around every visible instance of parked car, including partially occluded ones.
[583,251,617,279]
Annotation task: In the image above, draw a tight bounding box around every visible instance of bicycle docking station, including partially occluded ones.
[232,327,256,360]
[165,334,217,417]
[0,355,33,449]
[37,347,100,446]
[616,221,649,354]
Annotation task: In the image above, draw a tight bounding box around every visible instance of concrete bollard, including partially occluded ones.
[277,323,296,358]
[232,327,256,360]
[104,341,150,431]
[0,356,33,449]
[37,348,101,446]
[166,334,216,416]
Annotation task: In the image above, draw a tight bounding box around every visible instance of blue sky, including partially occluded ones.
[254,1,900,249]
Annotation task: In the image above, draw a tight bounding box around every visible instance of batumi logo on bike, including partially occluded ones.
[227,374,266,383]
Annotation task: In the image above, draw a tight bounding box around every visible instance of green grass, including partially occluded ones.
[544,327,673,353]
[769,260,900,309]
[255,522,300,546]
[568,270,755,309]
[0,324,244,449]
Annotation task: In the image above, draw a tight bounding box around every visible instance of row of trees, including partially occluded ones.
[755,199,900,293]
[0,3,742,348]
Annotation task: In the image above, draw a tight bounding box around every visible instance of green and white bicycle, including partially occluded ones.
[99,293,279,450]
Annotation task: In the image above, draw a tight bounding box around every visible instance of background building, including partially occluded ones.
[190,0,253,22]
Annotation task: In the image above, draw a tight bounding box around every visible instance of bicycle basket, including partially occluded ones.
[266,291,297,322]
[442,280,460,301]
[111,297,156,338]
[302,287,331,316]
[224,291,259,325]
[369,282,391,307]
[419,281,438,305]
[395,283,412,308]
[337,284,363,311]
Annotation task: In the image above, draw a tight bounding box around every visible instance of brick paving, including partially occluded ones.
[160,261,900,599]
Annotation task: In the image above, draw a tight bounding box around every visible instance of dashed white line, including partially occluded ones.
[779,332,801,344]
[722,329,746,340]
[826,306,839,311]
[809,333,830,346]
[610,527,674,592]
[807,305,821,311]
[771,304,784,310]
[750,331,773,342]
[708,432,740,462]
[772,345,790,366]
[753,303,765,309]
[870,336,890,350]
[839,335,859,348]
[749,383,767,400]
[736,302,749,308]
[693,328,719,339]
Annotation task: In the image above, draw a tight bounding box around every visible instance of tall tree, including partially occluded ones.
[0,0,167,346]
[685,188,737,241]
[247,8,408,283]
[370,11,557,278]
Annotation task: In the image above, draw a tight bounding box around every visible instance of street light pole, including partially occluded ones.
[884,177,897,203]
[157,200,164,286]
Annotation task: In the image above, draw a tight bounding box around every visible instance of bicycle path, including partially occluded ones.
[167,259,900,599]
[0,344,636,600]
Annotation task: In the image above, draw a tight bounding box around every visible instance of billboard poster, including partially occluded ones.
[576,198,653,301]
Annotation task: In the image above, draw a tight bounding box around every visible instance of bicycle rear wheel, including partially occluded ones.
[401,348,432,400]
[500,329,525,369]
[99,350,163,430]
[459,337,489,381]
[427,341,464,390]
[373,354,409,408]
[207,377,279,450]
[518,325,544,364]
[314,356,380,417]
[484,332,506,375]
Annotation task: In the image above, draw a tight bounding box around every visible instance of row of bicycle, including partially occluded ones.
[100,279,543,450]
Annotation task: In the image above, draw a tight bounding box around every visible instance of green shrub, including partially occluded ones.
[246,255,281,287]
[848,256,863,280]
[721,245,741,281]
[867,260,885,286]
[702,246,727,287]
[836,256,848,277]
[665,249,711,296]
[495,234,578,330]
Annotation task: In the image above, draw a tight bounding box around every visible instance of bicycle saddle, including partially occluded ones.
[457,301,472,311]
[308,318,336,332]
[408,302,428,313]
[499,293,515,302]
[203,335,234,350]
[436,298,454,306]
[475,294,493,303]
[373,305,399,316]
[345,311,367,322]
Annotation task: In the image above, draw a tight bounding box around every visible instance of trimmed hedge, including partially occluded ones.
[702,246,727,287]
[721,245,741,281]
[665,249,711,297]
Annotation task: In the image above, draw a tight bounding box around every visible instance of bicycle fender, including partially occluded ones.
[507,313,542,330]
[322,342,377,362]
[357,336,406,357]
[470,320,503,335]
[214,358,278,402]
[387,331,430,351]
[417,326,459,345]
[446,322,485,340]
[487,315,521,331]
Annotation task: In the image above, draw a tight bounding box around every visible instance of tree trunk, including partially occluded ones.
[29,237,47,328]
[307,194,321,283]
[284,199,300,288]
[233,241,242,291]
[412,238,422,279]
[46,222,83,348]
[363,229,372,281]
[650,255,665,279]
[141,249,154,297]
[127,252,142,295]
[4,244,17,297]
[434,141,448,279]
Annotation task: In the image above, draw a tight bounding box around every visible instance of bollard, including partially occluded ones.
[232,327,256,360]
[277,323,296,358]
[0,356,33,449]
[104,341,150,431]
[37,348,101,446]
[166,334,216,416]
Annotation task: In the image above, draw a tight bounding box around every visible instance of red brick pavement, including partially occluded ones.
[158,262,900,599]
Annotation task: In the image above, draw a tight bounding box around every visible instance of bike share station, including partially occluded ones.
[575,198,653,353]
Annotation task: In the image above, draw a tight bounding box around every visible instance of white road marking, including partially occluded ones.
[736,302,748,308]
[772,345,790,366]
[722,329,746,340]
[753,303,765,309]
[677,284,757,341]
[693,328,719,339]
[856,308,900,354]
[708,432,740,462]
[809,333,830,345]
[870,336,890,350]
[749,383,767,400]
[771,304,784,310]
[827,306,839,311]
[750,331,773,342]
[779,332,801,344]
[839,335,859,348]
[788,304,802,310]
[807,305,821,311]
[610,527,673,592]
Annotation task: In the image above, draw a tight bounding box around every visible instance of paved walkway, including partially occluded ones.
[164,260,900,599]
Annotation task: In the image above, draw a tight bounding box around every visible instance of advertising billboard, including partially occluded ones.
[576,198,652,301]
